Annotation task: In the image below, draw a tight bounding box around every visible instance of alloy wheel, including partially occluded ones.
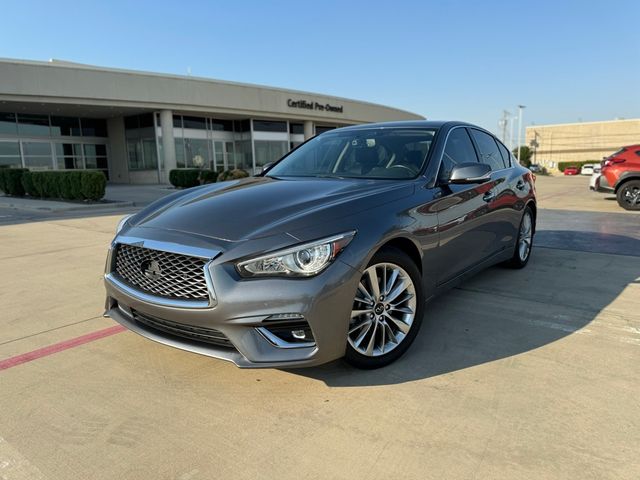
[348,263,417,357]
[621,185,640,207]
[518,211,533,262]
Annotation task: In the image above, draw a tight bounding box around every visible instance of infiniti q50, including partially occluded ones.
[104,121,536,369]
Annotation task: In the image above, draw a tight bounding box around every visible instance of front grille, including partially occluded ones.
[131,309,234,349]
[114,244,210,301]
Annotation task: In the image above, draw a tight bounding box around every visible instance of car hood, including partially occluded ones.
[131,176,414,242]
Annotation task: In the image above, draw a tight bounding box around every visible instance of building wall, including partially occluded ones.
[525,119,640,169]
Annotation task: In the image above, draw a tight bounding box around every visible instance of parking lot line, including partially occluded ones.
[0,324,125,372]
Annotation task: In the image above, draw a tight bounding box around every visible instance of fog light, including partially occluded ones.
[291,329,307,340]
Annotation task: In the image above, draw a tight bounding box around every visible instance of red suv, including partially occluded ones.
[594,145,640,210]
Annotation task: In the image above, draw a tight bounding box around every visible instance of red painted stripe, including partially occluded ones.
[0,324,126,372]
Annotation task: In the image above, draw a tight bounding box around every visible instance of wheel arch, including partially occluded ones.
[614,172,640,192]
[377,236,423,274]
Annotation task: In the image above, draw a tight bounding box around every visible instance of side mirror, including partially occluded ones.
[449,162,491,184]
[261,162,275,174]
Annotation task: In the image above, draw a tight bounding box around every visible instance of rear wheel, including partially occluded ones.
[616,180,640,211]
[504,206,534,269]
[345,247,424,369]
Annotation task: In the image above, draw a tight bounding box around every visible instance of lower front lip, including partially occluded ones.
[104,257,362,368]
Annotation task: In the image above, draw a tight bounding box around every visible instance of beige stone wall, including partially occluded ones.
[525,119,640,170]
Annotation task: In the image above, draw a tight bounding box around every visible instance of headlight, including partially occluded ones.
[115,214,134,235]
[236,231,356,278]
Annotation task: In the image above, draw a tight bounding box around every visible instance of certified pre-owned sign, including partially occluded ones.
[287,99,344,113]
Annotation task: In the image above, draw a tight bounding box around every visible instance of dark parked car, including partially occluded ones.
[104,121,537,369]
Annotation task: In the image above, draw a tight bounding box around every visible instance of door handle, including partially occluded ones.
[516,180,526,190]
[483,190,495,202]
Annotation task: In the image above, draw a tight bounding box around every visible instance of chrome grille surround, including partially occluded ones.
[114,243,211,303]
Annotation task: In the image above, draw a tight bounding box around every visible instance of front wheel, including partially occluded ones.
[616,180,640,211]
[345,247,424,369]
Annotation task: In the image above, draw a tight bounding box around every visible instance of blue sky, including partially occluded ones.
[1,0,638,135]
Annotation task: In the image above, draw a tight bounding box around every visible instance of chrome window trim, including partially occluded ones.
[435,125,513,184]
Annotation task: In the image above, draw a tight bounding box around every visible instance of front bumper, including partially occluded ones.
[104,243,361,368]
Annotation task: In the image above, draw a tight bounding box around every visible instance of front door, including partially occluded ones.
[433,127,498,284]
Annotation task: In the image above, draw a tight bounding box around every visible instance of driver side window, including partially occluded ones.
[438,128,478,183]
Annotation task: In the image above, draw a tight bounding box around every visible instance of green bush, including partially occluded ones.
[217,169,250,182]
[16,170,106,200]
[169,169,201,188]
[0,168,28,196]
[557,161,599,173]
[80,171,106,201]
[199,169,223,184]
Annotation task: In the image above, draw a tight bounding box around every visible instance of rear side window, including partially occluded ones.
[469,129,506,171]
[496,141,511,167]
[438,127,478,183]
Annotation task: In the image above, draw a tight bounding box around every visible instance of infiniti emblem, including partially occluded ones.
[141,259,162,280]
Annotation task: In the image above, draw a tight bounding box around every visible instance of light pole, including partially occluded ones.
[509,113,516,151]
[516,105,525,164]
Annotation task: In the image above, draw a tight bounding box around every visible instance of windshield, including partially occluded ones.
[266,128,437,179]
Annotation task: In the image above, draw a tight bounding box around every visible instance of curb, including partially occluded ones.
[0,199,135,213]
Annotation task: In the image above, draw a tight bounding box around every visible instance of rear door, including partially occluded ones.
[432,127,498,284]
[468,128,520,254]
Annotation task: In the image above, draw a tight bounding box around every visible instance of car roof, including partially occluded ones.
[336,120,473,131]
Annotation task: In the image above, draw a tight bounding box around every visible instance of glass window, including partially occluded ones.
[124,116,139,130]
[210,119,233,131]
[469,129,506,171]
[0,113,17,135]
[172,115,183,128]
[182,116,207,130]
[438,128,478,183]
[81,118,107,137]
[174,138,185,168]
[316,126,335,135]
[234,120,251,132]
[127,139,143,170]
[0,157,21,168]
[51,116,81,136]
[83,144,107,157]
[234,140,253,170]
[267,128,436,180]
[254,140,288,168]
[24,157,53,169]
[17,114,50,136]
[142,139,158,170]
[0,141,20,156]
[496,141,511,168]
[289,123,304,134]
[22,142,51,156]
[184,138,209,167]
[252,120,287,132]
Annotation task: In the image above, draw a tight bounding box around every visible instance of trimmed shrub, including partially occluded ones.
[217,169,250,182]
[199,169,222,184]
[557,160,599,173]
[169,169,201,188]
[80,171,107,201]
[0,168,28,196]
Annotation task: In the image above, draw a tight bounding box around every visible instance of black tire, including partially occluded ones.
[345,246,424,369]
[504,206,534,269]
[616,180,640,211]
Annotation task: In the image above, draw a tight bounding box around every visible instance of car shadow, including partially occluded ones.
[288,230,640,387]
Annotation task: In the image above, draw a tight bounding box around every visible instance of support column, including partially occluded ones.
[303,120,315,140]
[160,109,176,183]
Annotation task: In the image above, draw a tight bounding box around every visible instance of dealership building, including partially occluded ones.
[525,118,640,170]
[0,58,423,184]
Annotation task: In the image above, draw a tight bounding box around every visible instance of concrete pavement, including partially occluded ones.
[0,176,638,479]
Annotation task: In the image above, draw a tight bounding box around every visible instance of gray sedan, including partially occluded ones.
[104,121,536,369]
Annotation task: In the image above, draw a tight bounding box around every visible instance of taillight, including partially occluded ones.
[603,157,625,167]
